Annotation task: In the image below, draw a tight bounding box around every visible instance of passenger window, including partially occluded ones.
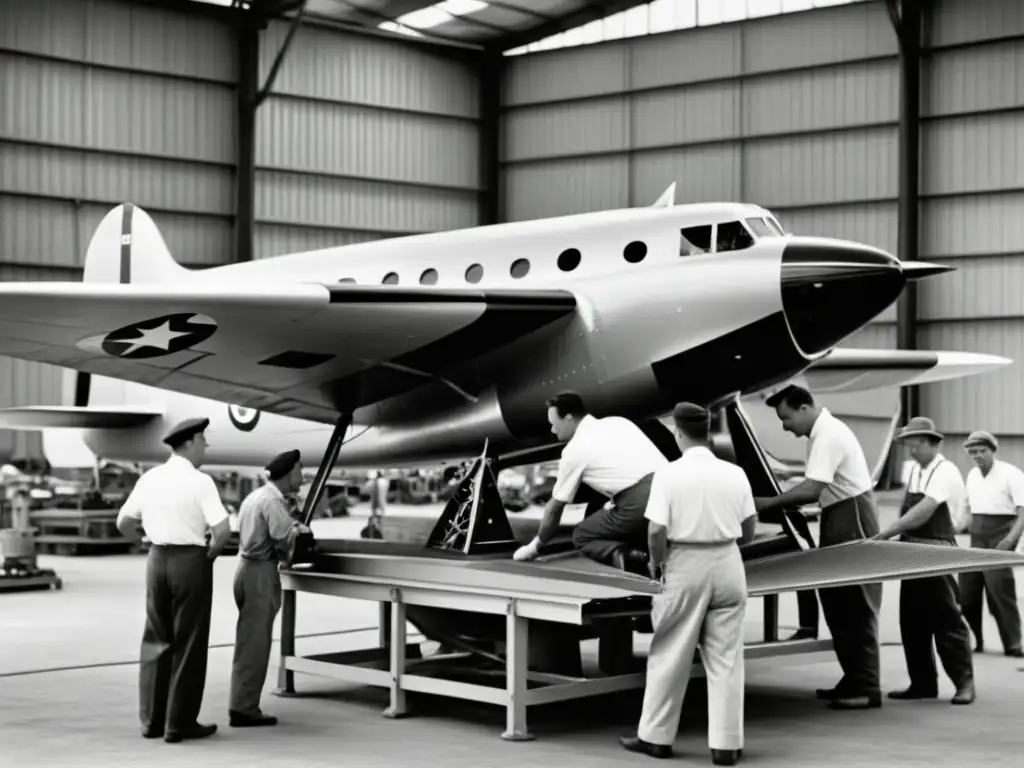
[680,225,711,256]
[510,258,530,279]
[465,263,483,283]
[338,277,357,284]
[623,241,647,264]
[557,248,581,272]
[716,221,755,252]
[745,217,772,237]
[419,268,438,285]
[382,272,399,285]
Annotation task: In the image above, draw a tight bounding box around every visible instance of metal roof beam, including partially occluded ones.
[489,0,652,51]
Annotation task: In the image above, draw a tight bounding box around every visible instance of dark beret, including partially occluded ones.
[163,417,210,448]
[672,402,709,426]
[266,449,301,480]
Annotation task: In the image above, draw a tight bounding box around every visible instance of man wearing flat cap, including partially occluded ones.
[958,430,1024,658]
[754,384,882,710]
[513,391,669,573]
[116,416,232,743]
[228,449,309,727]
[621,402,755,765]
[873,417,975,704]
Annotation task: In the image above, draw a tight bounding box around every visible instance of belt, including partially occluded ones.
[151,543,205,550]
[240,553,278,563]
[669,539,736,547]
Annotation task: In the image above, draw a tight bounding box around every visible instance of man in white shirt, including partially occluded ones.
[754,385,882,710]
[116,417,232,743]
[620,402,756,766]
[958,430,1024,658]
[873,417,974,704]
[513,391,669,572]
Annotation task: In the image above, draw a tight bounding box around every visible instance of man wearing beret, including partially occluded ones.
[228,449,309,727]
[621,402,756,765]
[513,391,669,573]
[872,417,975,704]
[116,417,232,743]
[754,385,883,710]
[958,430,1024,658]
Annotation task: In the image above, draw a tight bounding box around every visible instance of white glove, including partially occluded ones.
[513,536,541,561]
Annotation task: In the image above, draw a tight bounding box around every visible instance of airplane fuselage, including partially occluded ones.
[76,201,909,470]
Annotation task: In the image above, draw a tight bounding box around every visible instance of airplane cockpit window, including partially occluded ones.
[680,225,712,256]
[765,215,785,235]
[745,217,773,237]
[716,221,755,252]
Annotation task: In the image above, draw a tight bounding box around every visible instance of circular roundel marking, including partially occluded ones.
[419,268,439,285]
[557,248,581,272]
[624,241,648,264]
[228,404,261,432]
[510,258,531,279]
[465,263,484,283]
[101,313,217,360]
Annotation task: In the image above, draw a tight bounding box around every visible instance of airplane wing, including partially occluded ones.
[745,539,1024,597]
[0,283,576,423]
[0,405,162,429]
[799,348,1011,395]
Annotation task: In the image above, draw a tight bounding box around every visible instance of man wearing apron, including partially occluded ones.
[958,430,1024,658]
[755,385,882,710]
[513,391,669,573]
[229,449,309,727]
[873,417,975,704]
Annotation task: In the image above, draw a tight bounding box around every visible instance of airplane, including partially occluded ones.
[3,186,1023,676]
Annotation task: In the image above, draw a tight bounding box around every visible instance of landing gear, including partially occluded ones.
[723,397,819,641]
[290,411,352,566]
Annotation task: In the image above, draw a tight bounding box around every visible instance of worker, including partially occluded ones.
[872,417,975,704]
[620,402,755,766]
[754,385,882,710]
[229,449,309,727]
[958,430,1024,657]
[115,417,231,743]
[512,391,668,572]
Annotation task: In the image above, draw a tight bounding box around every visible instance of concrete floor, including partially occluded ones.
[2,496,1023,767]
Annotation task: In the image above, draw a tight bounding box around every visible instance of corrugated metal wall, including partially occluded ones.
[253,21,481,260]
[0,0,237,462]
[500,0,901,345]
[919,0,1024,474]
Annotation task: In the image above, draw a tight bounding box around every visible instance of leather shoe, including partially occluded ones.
[827,694,881,710]
[230,711,278,727]
[619,735,673,759]
[815,686,844,700]
[712,748,743,765]
[612,549,650,576]
[164,723,217,743]
[141,726,163,739]
[951,684,975,705]
[1005,648,1024,658]
[888,687,937,700]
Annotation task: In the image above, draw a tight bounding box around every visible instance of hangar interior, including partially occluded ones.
[1,0,1023,478]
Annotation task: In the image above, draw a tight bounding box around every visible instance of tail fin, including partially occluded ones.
[83,203,190,285]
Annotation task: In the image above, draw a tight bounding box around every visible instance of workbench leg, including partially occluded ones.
[501,599,534,742]
[764,594,779,643]
[383,589,408,719]
[273,587,297,697]
[379,601,392,650]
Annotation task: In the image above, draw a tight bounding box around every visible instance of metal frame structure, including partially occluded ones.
[273,549,833,740]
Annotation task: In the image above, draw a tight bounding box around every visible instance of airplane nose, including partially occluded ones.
[780,238,905,357]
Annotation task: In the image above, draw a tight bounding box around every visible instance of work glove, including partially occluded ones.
[513,536,541,561]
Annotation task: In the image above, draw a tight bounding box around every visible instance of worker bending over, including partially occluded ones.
[116,417,231,743]
[620,402,755,766]
[229,449,309,727]
[755,385,882,710]
[513,391,668,572]
[959,430,1024,658]
[873,417,975,704]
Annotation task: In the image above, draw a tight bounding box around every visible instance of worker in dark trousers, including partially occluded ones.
[959,431,1024,657]
[755,385,882,710]
[513,391,669,572]
[116,418,231,743]
[873,417,975,704]
[229,449,309,726]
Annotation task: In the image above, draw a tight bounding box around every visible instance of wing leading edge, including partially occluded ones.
[0,282,576,423]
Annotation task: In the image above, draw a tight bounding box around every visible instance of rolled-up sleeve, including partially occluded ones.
[551,446,586,504]
[266,498,297,541]
[805,434,842,485]
[117,479,144,524]
[197,474,229,527]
